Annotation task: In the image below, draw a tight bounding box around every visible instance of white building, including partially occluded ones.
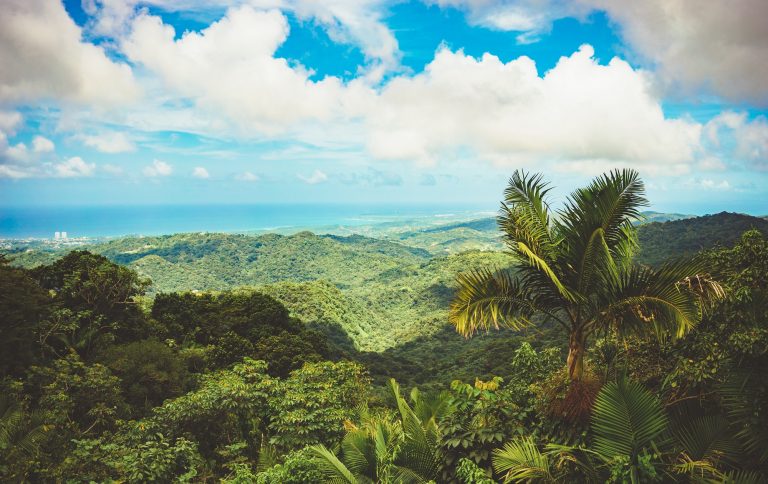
[54,231,61,240]
[61,231,68,239]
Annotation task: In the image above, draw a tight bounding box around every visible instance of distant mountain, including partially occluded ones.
[6,210,763,353]
[636,211,768,266]
[638,211,694,224]
[391,217,503,254]
[10,231,431,292]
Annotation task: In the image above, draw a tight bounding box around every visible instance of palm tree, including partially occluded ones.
[450,169,723,381]
[493,377,749,483]
[0,395,50,478]
[309,379,452,483]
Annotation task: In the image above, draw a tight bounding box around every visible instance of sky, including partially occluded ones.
[1,0,767,214]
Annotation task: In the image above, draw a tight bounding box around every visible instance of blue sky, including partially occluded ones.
[1,0,767,214]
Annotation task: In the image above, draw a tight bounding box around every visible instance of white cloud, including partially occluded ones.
[430,1,768,104]
[590,0,768,105]
[0,120,35,178]
[0,111,23,135]
[86,0,399,81]
[298,169,328,184]
[32,136,54,153]
[143,159,173,177]
[365,45,700,174]
[192,166,210,179]
[686,178,732,191]
[236,171,260,182]
[80,132,135,153]
[122,6,365,134]
[285,0,400,80]
[704,112,768,171]
[426,0,589,43]
[0,0,139,105]
[54,156,96,178]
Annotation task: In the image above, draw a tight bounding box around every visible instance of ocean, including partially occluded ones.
[0,203,496,239]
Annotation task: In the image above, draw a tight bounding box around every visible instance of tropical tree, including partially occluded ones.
[0,395,50,480]
[450,169,723,381]
[309,379,452,483]
[492,377,751,483]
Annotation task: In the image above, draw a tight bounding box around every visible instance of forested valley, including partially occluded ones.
[2,170,767,483]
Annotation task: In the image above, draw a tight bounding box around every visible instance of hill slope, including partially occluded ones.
[636,212,768,266]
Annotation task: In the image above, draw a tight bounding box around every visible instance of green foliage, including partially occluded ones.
[591,378,668,481]
[61,433,203,483]
[0,256,50,375]
[309,378,452,483]
[26,352,128,436]
[97,339,189,415]
[269,361,370,450]
[455,458,495,484]
[147,358,275,461]
[151,290,295,345]
[2,203,767,481]
[31,250,150,342]
[0,394,50,481]
[636,212,768,267]
[254,447,324,484]
[439,378,521,482]
[492,436,556,483]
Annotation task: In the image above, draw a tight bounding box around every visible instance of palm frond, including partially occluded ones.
[597,259,719,340]
[591,378,668,462]
[516,241,576,302]
[492,436,554,483]
[450,268,540,337]
[309,444,360,484]
[671,415,741,465]
[719,470,767,484]
[342,428,378,478]
[719,370,768,463]
[557,169,646,260]
[499,171,557,260]
[389,379,442,482]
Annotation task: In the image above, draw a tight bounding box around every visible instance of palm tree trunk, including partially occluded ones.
[567,329,586,381]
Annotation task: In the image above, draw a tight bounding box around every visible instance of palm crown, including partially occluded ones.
[450,169,723,380]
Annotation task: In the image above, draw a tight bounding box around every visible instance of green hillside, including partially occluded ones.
[636,211,768,266]
[5,211,765,353]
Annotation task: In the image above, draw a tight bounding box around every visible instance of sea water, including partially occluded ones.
[0,203,496,239]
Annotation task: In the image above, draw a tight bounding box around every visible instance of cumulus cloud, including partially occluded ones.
[192,166,210,179]
[704,112,768,171]
[32,136,54,153]
[86,0,399,80]
[285,0,400,80]
[55,157,96,178]
[143,159,173,177]
[591,0,768,105]
[1,113,40,178]
[235,171,260,182]
[122,6,367,134]
[298,169,328,184]
[431,1,768,104]
[0,111,23,135]
[0,0,139,105]
[365,45,700,174]
[685,178,732,191]
[80,132,135,153]
[426,0,589,43]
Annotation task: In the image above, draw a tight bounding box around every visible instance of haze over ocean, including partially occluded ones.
[0,203,496,238]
